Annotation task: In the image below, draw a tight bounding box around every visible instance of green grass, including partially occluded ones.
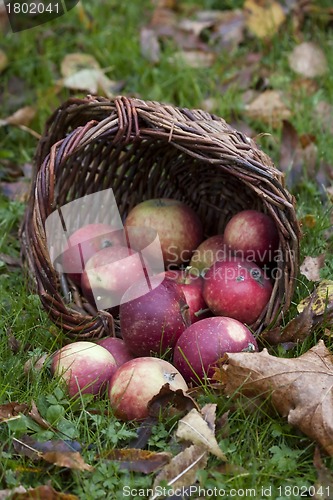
[1,1,333,498]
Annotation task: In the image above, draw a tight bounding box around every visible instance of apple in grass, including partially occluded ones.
[61,223,125,285]
[173,317,258,384]
[124,198,203,267]
[203,258,273,325]
[120,275,190,357]
[81,245,149,311]
[164,269,210,323]
[223,210,279,265]
[189,234,228,276]
[109,357,188,421]
[97,337,135,367]
[51,341,117,398]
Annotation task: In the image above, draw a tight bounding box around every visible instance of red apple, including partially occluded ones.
[124,198,203,267]
[50,341,117,397]
[165,269,210,323]
[223,210,279,265]
[120,275,190,357]
[61,223,125,285]
[81,245,149,310]
[189,234,228,275]
[174,316,258,383]
[109,357,188,420]
[97,337,135,367]
[203,258,273,325]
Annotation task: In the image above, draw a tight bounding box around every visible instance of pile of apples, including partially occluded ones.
[51,198,280,420]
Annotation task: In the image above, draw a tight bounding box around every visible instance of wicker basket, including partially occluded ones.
[20,95,300,339]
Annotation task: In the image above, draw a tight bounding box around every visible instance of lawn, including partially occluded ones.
[0,1,333,498]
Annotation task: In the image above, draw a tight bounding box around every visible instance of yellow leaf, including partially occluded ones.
[297,280,333,316]
[244,0,285,39]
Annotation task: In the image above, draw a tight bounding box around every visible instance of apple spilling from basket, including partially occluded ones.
[50,198,280,420]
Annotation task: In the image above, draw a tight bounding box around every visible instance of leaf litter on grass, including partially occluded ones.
[218,340,333,456]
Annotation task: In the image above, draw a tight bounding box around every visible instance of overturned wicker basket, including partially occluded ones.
[20,95,300,339]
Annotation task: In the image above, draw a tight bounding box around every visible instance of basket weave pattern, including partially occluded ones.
[20,95,300,339]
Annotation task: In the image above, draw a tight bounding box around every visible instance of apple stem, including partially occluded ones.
[194,308,210,317]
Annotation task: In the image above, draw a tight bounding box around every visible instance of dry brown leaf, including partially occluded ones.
[222,340,333,455]
[244,0,285,39]
[300,254,326,282]
[313,447,333,500]
[288,42,328,78]
[245,90,291,127]
[42,451,93,471]
[175,406,226,461]
[148,384,200,418]
[28,400,53,430]
[0,402,28,422]
[0,106,36,127]
[100,448,171,474]
[11,485,79,499]
[24,354,48,375]
[151,444,208,499]
[140,28,161,64]
[0,48,8,72]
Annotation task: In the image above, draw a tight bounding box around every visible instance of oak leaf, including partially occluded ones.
[221,341,333,455]
[175,404,226,461]
[151,444,208,499]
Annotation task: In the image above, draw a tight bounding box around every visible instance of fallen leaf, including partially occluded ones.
[169,50,216,68]
[0,106,36,127]
[140,27,161,63]
[100,448,171,474]
[127,417,157,449]
[288,42,328,78]
[148,384,200,418]
[245,90,291,127]
[178,17,213,37]
[175,406,226,460]
[313,447,333,500]
[221,340,333,455]
[60,53,101,78]
[297,280,333,317]
[24,354,48,375]
[0,487,27,500]
[59,52,122,98]
[314,101,333,135]
[301,214,317,229]
[244,0,286,39]
[210,9,246,50]
[0,48,8,72]
[0,253,21,268]
[0,180,31,202]
[151,444,208,499]
[42,451,93,471]
[261,301,314,345]
[28,400,54,430]
[6,328,21,353]
[0,402,28,422]
[11,485,79,499]
[300,254,326,282]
